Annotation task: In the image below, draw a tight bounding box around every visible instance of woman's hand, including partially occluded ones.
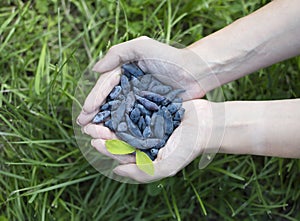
[83,99,216,183]
[92,37,214,98]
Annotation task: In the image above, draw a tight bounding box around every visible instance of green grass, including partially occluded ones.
[1,0,300,220]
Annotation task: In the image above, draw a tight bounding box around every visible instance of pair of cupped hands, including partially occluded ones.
[77,37,218,183]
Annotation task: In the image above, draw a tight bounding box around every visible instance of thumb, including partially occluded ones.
[113,164,151,183]
[92,36,150,73]
[113,163,165,183]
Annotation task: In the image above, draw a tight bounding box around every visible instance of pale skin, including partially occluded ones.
[77,0,300,183]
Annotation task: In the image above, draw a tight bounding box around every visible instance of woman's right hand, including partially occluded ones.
[83,99,220,183]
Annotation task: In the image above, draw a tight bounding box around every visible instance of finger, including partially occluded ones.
[91,139,136,164]
[113,164,160,183]
[113,157,181,183]
[92,36,150,73]
[76,110,99,127]
[159,101,203,160]
[83,124,117,140]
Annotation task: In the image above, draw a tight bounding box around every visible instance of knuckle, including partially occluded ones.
[137,35,149,40]
[107,45,119,55]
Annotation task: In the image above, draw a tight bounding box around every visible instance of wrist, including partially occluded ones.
[180,46,223,95]
[195,100,226,157]
[219,101,265,155]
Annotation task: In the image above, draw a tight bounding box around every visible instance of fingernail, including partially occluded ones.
[76,117,82,126]
[92,61,102,72]
[83,125,90,135]
[92,66,98,72]
[91,139,96,147]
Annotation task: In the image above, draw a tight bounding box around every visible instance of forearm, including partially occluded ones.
[219,99,300,158]
[187,0,300,91]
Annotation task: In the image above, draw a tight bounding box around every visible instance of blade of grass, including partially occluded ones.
[171,192,181,221]
[209,166,245,181]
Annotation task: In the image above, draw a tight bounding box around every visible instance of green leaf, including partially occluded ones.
[105,140,136,155]
[136,150,154,176]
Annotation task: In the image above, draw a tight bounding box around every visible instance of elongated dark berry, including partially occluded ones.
[162,107,173,135]
[125,114,143,138]
[122,63,144,78]
[143,126,152,138]
[174,108,185,121]
[104,119,115,131]
[139,91,166,104]
[135,95,159,111]
[140,74,152,89]
[150,148,159,157]
[111,100,126,128]
[129,107,141,124]
[117,122,128,132]
[100,100,121,111]
[109,86,122,99]
[167,103,182,114]
[120,75,131,94]
[153,115,165,139]
[125,91,135,113]
[145,115,151,126]
[136,103,151,116]
[138,117,146,132]
[150,85,172,94]
[162,89,185,106]
[92,111,110,124]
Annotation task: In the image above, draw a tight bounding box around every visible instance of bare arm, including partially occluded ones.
[187,0,300,91]
[220,99,300,158]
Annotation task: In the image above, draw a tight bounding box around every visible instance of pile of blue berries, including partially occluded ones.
[92,62,185,160]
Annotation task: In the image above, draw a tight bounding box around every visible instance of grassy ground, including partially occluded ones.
[1,0,300,220]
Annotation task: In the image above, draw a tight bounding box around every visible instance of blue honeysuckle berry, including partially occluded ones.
[138,117,146,132]
[129,107,141,124]
[143,126,152,138]
[92,110,110,124]
[109,86,122,99]
[174,108,185,121]
[150,148,159,157]
[122,62,144,78]
[104,120,115,131]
